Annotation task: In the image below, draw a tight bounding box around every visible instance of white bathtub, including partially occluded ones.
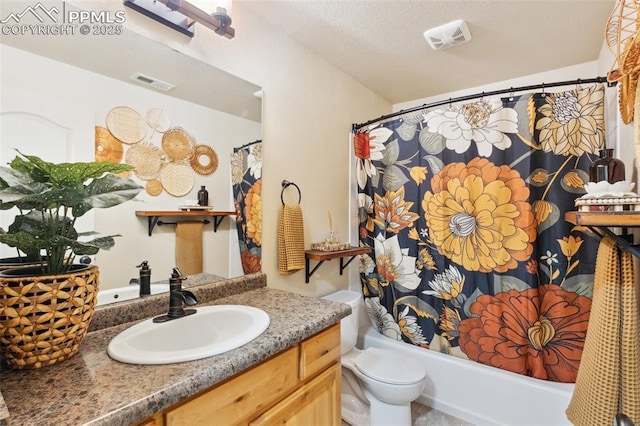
[357,325,575,426]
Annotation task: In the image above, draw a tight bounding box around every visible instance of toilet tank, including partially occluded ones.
[322,290,362,354]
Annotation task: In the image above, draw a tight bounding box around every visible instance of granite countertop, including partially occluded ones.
[0,273,350,425]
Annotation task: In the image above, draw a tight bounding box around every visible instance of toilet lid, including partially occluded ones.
[353,348,426,385]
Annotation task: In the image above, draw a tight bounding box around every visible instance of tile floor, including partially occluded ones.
[342,402,477,426]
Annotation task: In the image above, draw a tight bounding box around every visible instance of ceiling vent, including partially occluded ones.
[423,19,472,50]
[129,73,175,91]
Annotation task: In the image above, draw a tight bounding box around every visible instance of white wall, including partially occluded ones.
[0,45,261,288]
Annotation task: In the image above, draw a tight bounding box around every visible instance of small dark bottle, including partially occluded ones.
[589,148,625,183]
[137,260,151,296]
[197,185,209,206]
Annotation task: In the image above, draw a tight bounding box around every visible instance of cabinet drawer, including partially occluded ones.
[299,323,340,380]
[165,346,299,426]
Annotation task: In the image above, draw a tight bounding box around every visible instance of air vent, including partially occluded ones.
[423,19,472,50]
[129,73,175,91]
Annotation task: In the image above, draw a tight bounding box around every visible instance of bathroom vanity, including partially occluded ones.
[0,273,349,425]
[139,324,341,425]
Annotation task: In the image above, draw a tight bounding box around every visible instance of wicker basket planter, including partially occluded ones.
[0,265,99,369]
[0,256,45,272]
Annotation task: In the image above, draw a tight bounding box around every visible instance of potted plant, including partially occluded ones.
[0,151,142,369]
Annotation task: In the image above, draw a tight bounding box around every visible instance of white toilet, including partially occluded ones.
[322,290,427,426]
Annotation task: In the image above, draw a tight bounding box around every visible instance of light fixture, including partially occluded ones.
[124,0,234,39]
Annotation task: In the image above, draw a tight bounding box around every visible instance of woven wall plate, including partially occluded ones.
[125,142,166,181]
[145,179,163,196]
[146,108,171,133]
[159,162,195,197]
[94,126,123,163]
[190,144,219,175]
[162,127,195,162]
[106,106,147,144]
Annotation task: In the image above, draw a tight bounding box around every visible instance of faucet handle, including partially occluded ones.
[171,267,187,281]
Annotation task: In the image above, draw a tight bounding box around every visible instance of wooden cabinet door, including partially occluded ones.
[249,362,341,426]
[136,413,164,426]
[165,347,299,426]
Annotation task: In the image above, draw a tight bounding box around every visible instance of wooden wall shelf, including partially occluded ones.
[565,211,640,258]
[304,247,372,283]
[135,210,236,236]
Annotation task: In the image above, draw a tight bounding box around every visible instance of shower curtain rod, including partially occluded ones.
[352,76,615,132]
[235,139,262,150]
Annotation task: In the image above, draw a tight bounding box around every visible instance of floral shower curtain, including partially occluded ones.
[232,141,262,274]
[355,84,606,383]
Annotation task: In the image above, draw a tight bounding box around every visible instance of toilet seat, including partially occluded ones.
[353,347,426,385]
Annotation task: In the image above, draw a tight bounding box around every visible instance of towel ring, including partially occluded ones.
[281,180,301,205]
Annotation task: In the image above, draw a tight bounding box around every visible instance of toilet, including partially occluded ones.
[322,290,427,426]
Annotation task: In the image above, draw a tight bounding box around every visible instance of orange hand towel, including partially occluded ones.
[566,236,640,425]
[175,221,204,276]
[278,204,305,275]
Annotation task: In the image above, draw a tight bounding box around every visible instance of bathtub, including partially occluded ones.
[357,324,575,426]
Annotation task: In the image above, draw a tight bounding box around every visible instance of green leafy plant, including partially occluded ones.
[0,151,142,274]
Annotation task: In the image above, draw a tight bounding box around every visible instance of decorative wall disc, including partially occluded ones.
[125,142,166,181]
[146,108,171,133]
[106,106,146,144]
[162,127,195,162]
[190,144,218,175]
[94,126,123,163]
[145,179,163,196]
[159,162,194,197]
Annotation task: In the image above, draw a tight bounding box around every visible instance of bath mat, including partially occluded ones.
[278,204,305,275]
[566,236,640,425]
[175,221,203,276]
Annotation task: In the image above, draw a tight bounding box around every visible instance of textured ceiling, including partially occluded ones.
[242,0,617,103]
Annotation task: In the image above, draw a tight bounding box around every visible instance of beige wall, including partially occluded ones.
[108,2,392,295]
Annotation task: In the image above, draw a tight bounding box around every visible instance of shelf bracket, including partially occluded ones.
[305,259,325,283]
[213,216,226,232]
[339,256,358,274]
[147,216,161,236]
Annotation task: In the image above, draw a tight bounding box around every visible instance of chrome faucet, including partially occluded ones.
[153,268,198,323]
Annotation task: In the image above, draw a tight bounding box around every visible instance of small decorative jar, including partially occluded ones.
[589,148,625,183]
[197,185,209,206]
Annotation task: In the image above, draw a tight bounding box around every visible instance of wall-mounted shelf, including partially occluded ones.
[565,211,640,258]
[135,210,236,236]
[304,246,372,283]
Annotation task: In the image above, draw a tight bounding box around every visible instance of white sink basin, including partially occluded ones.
[107,305,270,364]
[97,284,170,306]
